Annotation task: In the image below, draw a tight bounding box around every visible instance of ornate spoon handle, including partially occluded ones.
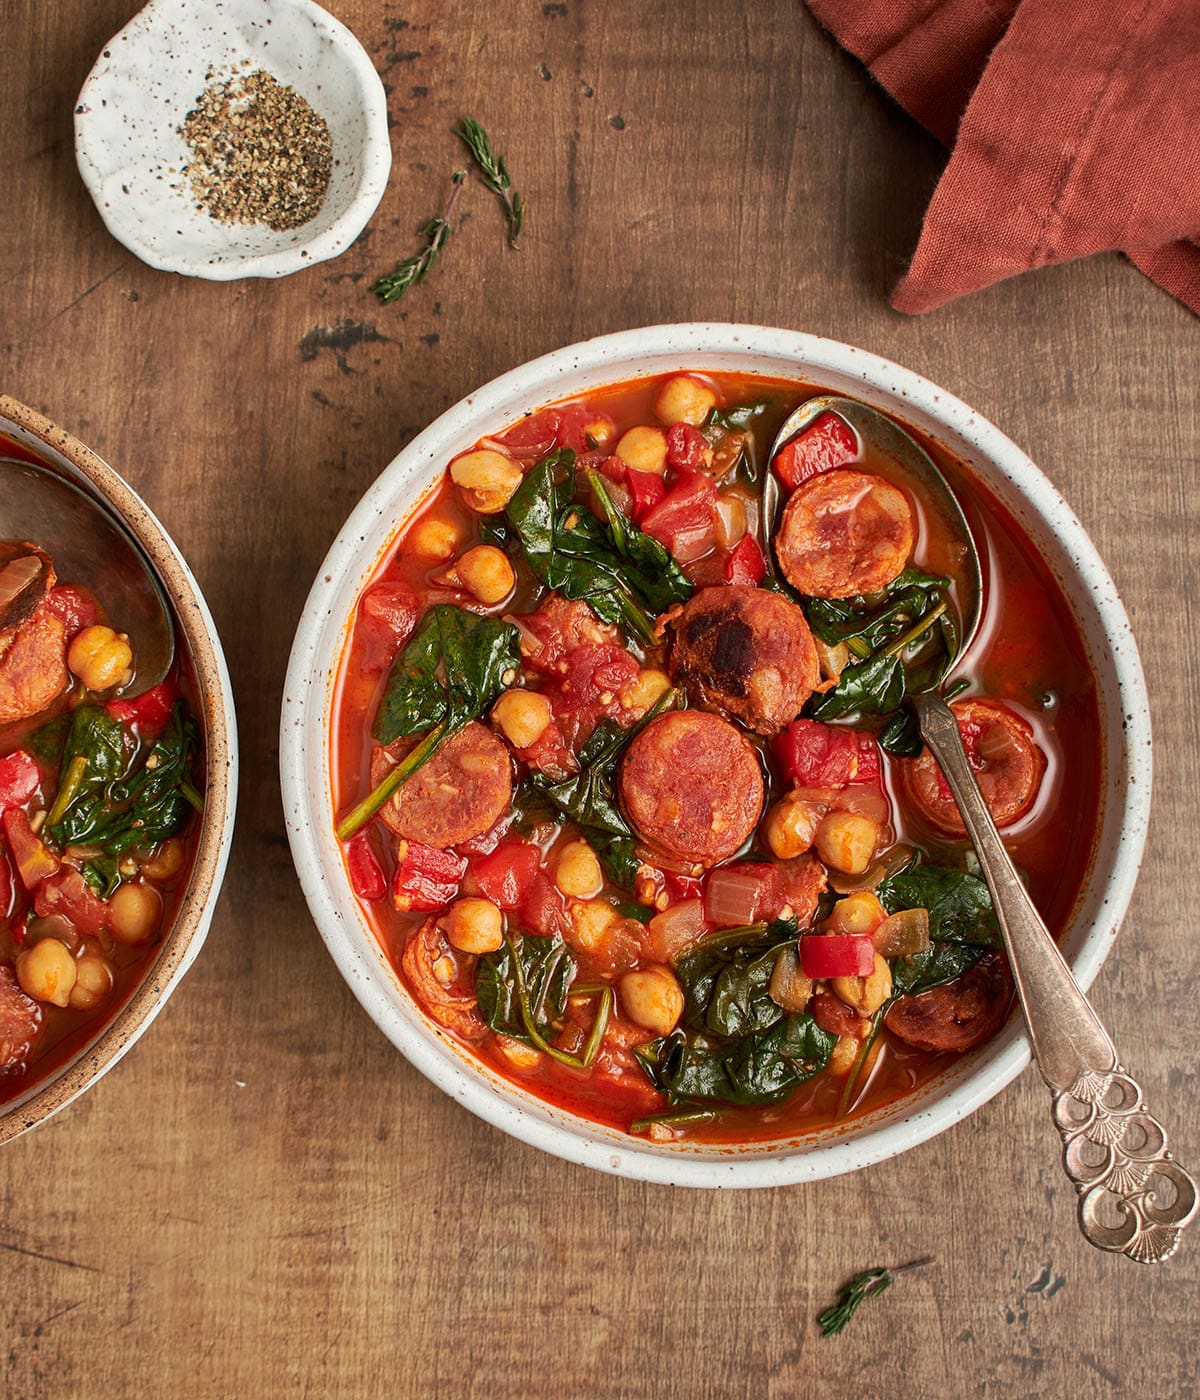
[912,692,1197,1262]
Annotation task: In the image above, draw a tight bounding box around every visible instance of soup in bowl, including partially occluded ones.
[282,325,1148,1185]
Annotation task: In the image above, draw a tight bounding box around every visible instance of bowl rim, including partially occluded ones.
[280,322,1151,1186]
[0,394,239,1143]
[73,0,393,281]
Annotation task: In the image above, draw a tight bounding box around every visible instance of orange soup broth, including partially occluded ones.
[331,372,1101,1144]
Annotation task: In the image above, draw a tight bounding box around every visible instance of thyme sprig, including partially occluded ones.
[818,1259,933,1337]
[455,116,525,248]
[371,170,466,303]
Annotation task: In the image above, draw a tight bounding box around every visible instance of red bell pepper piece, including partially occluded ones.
[34,868,109,937]
[345,832,387,901]
[391,840,467,913]
[665,423,708,472]
[723,534,767,586]
[107,679,178,735]
[799,933,876,979]
[625,467,666,522]
[0,750,40,811]
[471,841,540,909]
[640,471,718,560]
[772,411,858,491]
[2,809,60,891]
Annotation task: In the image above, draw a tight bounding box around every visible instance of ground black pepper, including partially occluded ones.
[180,69,332,231]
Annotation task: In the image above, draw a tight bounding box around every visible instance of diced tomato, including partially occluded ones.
[704,862,784,928]
[345,833,386,901]
[625,467,666,522]
[471,841,540,909]
[359,584,419,646]
[556,643,640,745]
[555,404,612,453]
[799,932,875,978]
[40,585,97,638]
[499,410,560,460]
[518,596,617,677]
[391,841,467,913]
[1,809,60,890]
[516,718,576,780]
[850,734,882,786]
[0,750,40,811]
[772,411,858,491]
[639,471,719,561]
[664,871,705,903]
[519,872,569,939]
[723,533,767,586]
[773,719,860,788]
[107,679,178,735]
[665,423,708,472]
[34,868,108,936]
[811,989,866,1038]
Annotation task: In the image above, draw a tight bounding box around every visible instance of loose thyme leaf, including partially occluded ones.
[455,116,525,248]
[372,170,466,303]
[818,1259,933,1337]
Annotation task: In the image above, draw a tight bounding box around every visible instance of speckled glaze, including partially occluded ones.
[74,0,391,280]
[0,397,238,1144]
[281,324,1152,1187]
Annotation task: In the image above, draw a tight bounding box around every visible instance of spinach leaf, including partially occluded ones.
[82,855,121,900]
[890,942,987,998]
[673,920,798,1038]
[592,832,643,891]
[637,1013,836,1107]
[806,653,906,722]
[476,935,576,1045]
[531,717,634,838]
[373,604,520,746]
[46,702,200,857]
[877,863,1000,947]
[704,399,774,433]
[505,450,692,644]
[27,712,72,768]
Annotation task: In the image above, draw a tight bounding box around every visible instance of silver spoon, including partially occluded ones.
[0,458,174,691]
[768,396,1197,1263]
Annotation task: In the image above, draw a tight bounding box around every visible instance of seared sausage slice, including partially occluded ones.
[885,952,1013,1053]
[775,468,914,599]
[668,585,820,736]
[0,599,69,726]
[618,710,764,868]
[401,918,488,1041]
[899,698,1046,835]
[371,721,513,849]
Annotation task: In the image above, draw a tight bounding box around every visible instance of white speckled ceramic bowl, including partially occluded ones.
[74,0,391,280]
[0,397,238,1144]
[281,324,1151,1186]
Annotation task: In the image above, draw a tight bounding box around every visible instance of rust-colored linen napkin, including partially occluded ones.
[806,0,1200,314]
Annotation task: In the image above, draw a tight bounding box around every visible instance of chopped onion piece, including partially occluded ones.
[872,907,931,959]
[829,844,914,894]
[768,945,813,1013]
[647,897,707,963]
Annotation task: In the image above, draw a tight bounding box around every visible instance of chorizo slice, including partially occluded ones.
[0,541,55,630]
[618,710,764,868]
[899,698,1046,835]
[775,468,914,599]
[0,598,70,726]
[884,952,1014,1053]
[371,721,513,849]
[0,964,43,1073]
[668,585,820,736]
[401,918,488,1041]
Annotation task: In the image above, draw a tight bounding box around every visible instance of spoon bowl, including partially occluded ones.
[0,458,175,690]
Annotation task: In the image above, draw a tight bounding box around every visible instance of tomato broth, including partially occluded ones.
[331,372,1100,1145]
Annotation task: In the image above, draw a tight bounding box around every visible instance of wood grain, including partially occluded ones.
[2,2,1197,1395]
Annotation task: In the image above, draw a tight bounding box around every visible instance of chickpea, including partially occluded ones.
[619,965,685,1036]
[583,416,615,449]
[108,882,163,946]
[621,668,671,713]
[410,517,462,562]
[763,792,822,860]
[68,951,115,1011]
[443,897,504,954]
[450,450,523,514]
[494,1034,541,1072]
[555,839,603,899]
[827,892,886,936]
[491,689,552,750]
[654,375,718,427]
[815,811,879,875]
[16,938,77,1008]
[832,953,893,1017]
[67,625,133,692]
[615,425,669,476]
[454,544,516,606]
[140,837,185,883]
[568,898,618,951]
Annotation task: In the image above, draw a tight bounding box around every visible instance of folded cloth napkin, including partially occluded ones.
[806,0,1200,314]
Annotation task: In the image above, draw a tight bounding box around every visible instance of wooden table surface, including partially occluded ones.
[3,2,1197,1395]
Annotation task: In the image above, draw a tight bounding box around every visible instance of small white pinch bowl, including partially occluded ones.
[281,324,1151,1187]
[74,0,391,280]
